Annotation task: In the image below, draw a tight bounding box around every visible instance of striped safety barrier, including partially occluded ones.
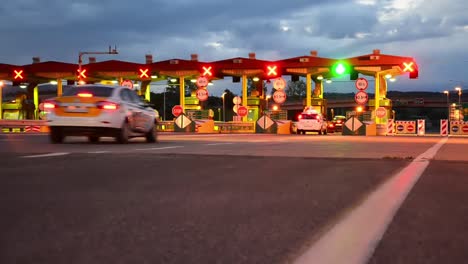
[25,125,41,132]
[417,119,425,136]
[440,119,449,136]
[395,121,416,134]
[387,119,394,136]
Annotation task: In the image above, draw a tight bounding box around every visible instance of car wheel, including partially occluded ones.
[49,127,64,144]
[324,128,327,135]
[145,125,158,143]
[88,136,99,143]
[296,129,301,135]
[318,129,322,135]
[116,122,130,144]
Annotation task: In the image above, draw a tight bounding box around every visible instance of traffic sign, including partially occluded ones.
[273,77,286,90]
[233,96,242,105]
[273,90,287,104]
[237,106,248,117]
[121,79,133,89]
[196,88,209,101]
[354,91,368,105]
[463,125,468,133]
[355,78,368,91]
[196,76,209,88]
[376,107,387,118]
[172,105,183,117]
[233,104,239,113]
[407,124,415,133]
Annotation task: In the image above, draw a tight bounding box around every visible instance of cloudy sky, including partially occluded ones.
[1,0,467,96]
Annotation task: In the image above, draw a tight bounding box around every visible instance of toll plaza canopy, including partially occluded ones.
[0,50,418,84]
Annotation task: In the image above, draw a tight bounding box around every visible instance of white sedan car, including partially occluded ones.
[44,84,158,144]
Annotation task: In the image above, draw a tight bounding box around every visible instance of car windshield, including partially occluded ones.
[63,86,114,97]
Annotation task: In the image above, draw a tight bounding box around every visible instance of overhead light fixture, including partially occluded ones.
[252,77,260,82]
[385,74,392,79]
[190,79,197,83]
[49,80,58,85]
[389,77,396,82]
[170,78,177,83]
[326,79,332,83]
[19,84,27,89]
[208,82,214,86]
[151,75,158,79]
[317,75,323,80]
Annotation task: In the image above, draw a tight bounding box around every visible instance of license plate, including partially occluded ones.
[65,105,88,113]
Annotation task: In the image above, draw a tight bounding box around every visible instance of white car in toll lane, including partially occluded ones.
[44,84,158,144]
[295,109,328,135]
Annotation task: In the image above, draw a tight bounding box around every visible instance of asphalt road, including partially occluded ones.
[0,133,467,264]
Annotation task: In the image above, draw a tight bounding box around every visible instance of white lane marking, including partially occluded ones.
[87,151,110,154]
[293,137,448,264]
[21,152,70,158]
[205,143,234,146]
[134,146,183,151]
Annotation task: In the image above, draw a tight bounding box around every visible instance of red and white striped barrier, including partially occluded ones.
[440,119,448,136]
[387,119,394,135]
[417,119,425,136]
[25,125,41,132]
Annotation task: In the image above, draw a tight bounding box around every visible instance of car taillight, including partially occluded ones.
[298,114,302,120]
[316,115,321,120]
[78,93,93,98]
[328,123,334,127]
[337,120,342,123]
[43,100,59,109]
[96,101,119,110]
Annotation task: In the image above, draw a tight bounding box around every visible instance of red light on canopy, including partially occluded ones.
[139,68,149,78]
[202,66,212,76]
[14,70,24,80]
[267,65,277,76]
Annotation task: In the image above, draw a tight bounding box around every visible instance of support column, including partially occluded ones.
[374,73,380,124]
[33,86,39,119]
[179,77,185,111]
[313,79,323,99]
[242,75,248,121]
[0,85,3,119]
[306,74,312,108]
[57,79,63,96]
[141,80,151,101]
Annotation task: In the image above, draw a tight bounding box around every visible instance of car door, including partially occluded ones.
[119,89,140,131]
[127,90,153,132]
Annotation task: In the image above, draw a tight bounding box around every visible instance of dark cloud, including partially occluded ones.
[0,0,466,94]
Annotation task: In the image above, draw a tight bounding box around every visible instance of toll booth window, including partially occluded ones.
[63,86,114,97]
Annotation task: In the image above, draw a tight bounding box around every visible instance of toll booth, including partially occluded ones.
[1,94,28,120]
[247,96,260,122]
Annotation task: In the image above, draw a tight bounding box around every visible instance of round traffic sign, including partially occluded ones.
[172,105,183,117]
[233,96,242,105]
[273,77,286,90]
[354,91,368,105]
[39,103,44,111]
[196,88,209,101]
[376,107,387,118]
[237,106,248,117]
[355,78,368,91]
[121,79,134,89]
[196,76,209,88]
[463,125,468,133]
[452,126,459,133]
[233,104,239,113]
[273,90,287,104]
[407,124,414,132]
[397,125,404,132]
